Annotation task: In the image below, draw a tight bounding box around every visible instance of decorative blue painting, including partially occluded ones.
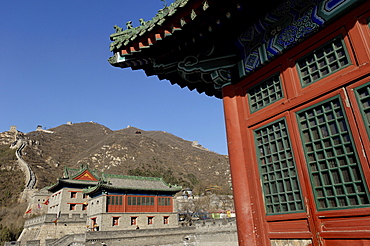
[238,0,364,76]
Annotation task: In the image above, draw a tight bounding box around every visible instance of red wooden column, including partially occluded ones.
[222,84,267,246]
[154,195,158,212]
[123,195,126,212]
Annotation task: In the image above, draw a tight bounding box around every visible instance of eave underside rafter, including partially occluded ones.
[108,0,362,98]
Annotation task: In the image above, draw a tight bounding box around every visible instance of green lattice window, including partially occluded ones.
[296,97,370,210]
[254,118,304,215]
[297,36,350,86]
[248,73,284,113]
[354,82,370,139]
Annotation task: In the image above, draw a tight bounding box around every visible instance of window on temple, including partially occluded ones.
[107,196,123,205]
[254,118,304,215]
[354,82,370,139]
[130,217,137,226]
[112,217,119,226]
[296,96,370,210]
[148,216,154,225]
[69,204,76,210]
[163,216,169,224]
[127,196,154,206]
[158,197,171,206]
[247,73,283,113]
[82,204,88,211]
[70,192,77,199]
[296,35,350,87]
[91,217,98,231]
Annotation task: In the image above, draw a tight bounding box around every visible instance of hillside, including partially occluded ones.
[12,122,231,193]
[0,122,231,245]
[0,131,27,245]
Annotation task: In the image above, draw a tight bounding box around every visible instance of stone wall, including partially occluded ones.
[23,214,87,228]
[16,217,238,246]
[19,214,88,246]
[84,226,196,246]
[48,188,88,215]
[83,218,238,246]
[91,212,178,231]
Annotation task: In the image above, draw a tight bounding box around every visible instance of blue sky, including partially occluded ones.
[0,0,228,155]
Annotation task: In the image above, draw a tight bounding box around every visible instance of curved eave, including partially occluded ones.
[84,183,182,195]
[109,53,224,98]
[109,0,239,98]
[47,179,98,192]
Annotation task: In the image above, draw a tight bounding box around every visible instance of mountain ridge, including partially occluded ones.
[0,122,231,244]
[12,122,231,193]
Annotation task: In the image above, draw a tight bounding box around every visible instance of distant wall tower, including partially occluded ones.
[9,125,17,133]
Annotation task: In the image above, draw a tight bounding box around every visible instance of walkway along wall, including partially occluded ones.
[8,218,238,246]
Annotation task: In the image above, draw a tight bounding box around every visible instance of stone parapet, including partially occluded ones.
[24,214,87,228]
[24,215,48,228]
[24,241,40,246]
[4,242,20,246]
[14,218,238,246]
[85,226,196,246]
[45,233,85,246]
[195,217,236,232]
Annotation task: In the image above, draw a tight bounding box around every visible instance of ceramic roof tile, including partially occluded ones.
[107,176,178,190]
[109,0,195,53]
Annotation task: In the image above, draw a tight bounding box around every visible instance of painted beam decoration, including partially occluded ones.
[239,0,364,76]
[108,0,365,97]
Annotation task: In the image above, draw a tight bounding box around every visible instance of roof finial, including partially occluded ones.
[113,25,123,33]
[161,0,167,7]
[126,21,133,29]
[139,18,146,26]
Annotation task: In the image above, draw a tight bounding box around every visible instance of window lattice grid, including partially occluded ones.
[248,74,283,113]
[255,119,304,215]
[297,97,370,210]
[297,36,350,86]
[354,82,370,139]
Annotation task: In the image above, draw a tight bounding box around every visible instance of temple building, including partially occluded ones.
[108,0,370,245]
[84,173,181,231]
[18,166,181,245]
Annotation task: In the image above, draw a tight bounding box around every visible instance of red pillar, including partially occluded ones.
[222,84,267,246]
[123,195,126,212]
[155,195,158,212]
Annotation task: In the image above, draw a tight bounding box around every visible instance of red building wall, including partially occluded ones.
[223,3,370,245]
[106,195,173,213]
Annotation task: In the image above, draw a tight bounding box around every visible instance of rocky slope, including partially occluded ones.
[0,130,27,245]
[11,122,231,194]
[0,122,231,244]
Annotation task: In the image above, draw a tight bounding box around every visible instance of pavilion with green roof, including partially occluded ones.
[45,165,181,231]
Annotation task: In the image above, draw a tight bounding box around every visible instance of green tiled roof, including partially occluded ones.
[47,179,99,192]
[84,173,182,194]
[48,166,181,194]
[63,165,100,180]
[109,0,190,53]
